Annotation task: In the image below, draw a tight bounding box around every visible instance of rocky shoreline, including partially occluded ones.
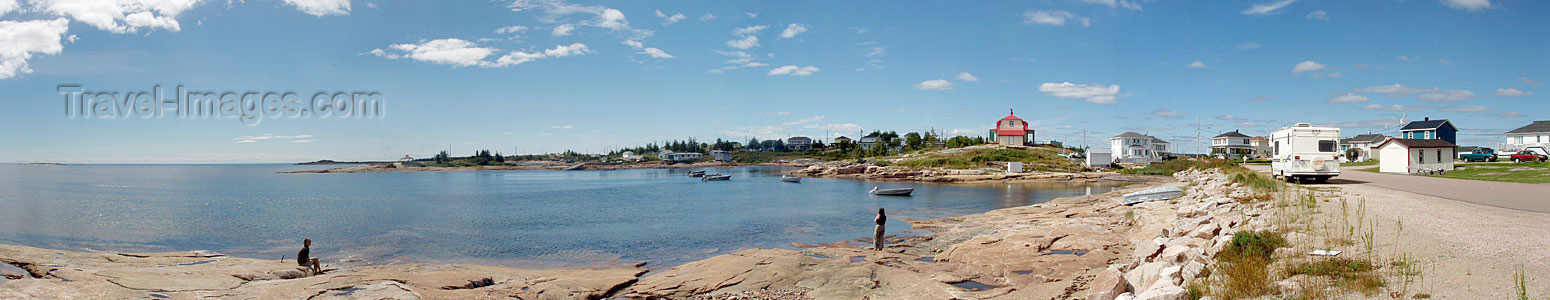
[2,168,1262,299]
[789,162,1153,184]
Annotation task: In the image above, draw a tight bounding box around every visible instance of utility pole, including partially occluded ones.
[1195,117,1202,156]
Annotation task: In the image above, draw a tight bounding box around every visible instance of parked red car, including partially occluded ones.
[1510,150,1548,163]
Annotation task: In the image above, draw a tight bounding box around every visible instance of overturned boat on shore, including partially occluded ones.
[1121,187,1183,205]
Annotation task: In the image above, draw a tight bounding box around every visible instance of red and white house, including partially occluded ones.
[1376,138,1457,174]
[990,109,1033,146]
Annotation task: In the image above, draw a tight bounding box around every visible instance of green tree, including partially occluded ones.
[905,132,923,150]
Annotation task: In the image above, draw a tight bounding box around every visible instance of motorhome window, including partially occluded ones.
[1318,140,1336,152]
[1274,141,1280,156]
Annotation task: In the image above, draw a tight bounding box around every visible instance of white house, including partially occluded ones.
[621,151,644,162]
[1337,134,1387,162]
[710,150,732,162]
[1250,136,1270,158]
[1504,120,1550,153]
[786,137,813,151]
[1111,132,1167,163]
[859,133,881,150]
[1376,138,1457,174]
[1211,130,1254,158]
[1150,137,1172,158]
[659,151,704,162]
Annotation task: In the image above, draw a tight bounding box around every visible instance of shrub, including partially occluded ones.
[1217,230,1284,263]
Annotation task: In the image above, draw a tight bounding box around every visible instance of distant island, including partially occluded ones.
[295,160,391,165]
[22,162,64,166]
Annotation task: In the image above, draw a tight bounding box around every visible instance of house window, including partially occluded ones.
[1437,150,1442,163]
[1419,149,1424,163]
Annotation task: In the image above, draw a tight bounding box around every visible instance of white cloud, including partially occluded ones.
[698,13,716,22]
[1495,88,1532,97]
[726,35,759,49]
[1237,42,1261,50]
[508,0,652,39]
[1438,59,1451,64]
[283,0,351,16]
[1243,0,1296,15]
[620,40,673,58]
[707,50,768,73]
[1022,10,1089,27]
[1439,105,1491,112]
[372,38,496,67]
[717,126,784,139]
[1328,72,1342,78]
[234,134,314,143]
[1354,84,1436,97]
[1215,115,1245,121]
[745,12,757,18]
[1249,96,1277,102]
[551,23,575,36]
[732,25,767,36]
[914,79,953,90]
[768,65,819,76]
[1496,112,1525,118]
[1187,60,1210,69]
[956,72,978,82]
[0,18,69,80]
[762,111,790,116]
[782,116,825,125]
[1150,109,1187,120]
[1521,77,1544,85]
[804,123,862,132]
[552,124,574,129]
[1291,60,1326,73]
[1361,104,1430,111]
[779,23,808,39]
[495,25,530,34]
[0,0,16,15]
[372,40,592,68]
[1079,0,1142,11]
[1441,0,1491,12]
[1038,82,1121,104]
[1305,10,1328,20]
[30,0,199,33]
[1396,55,1415,62]
[1328,93,1369,103]
[654,10,685,25]
[1416,90,1476,103]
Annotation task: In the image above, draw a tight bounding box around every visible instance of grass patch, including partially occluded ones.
[893,147,1084,172]
[1229,172,1283,192]
[732,151,822,164]
[1210,230,1285,299]
[1423,161,1550,184]
[1284,258,1386,296]
[1343,160,1379,167]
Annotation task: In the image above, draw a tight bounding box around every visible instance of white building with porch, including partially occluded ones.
[1376,138,1457,174]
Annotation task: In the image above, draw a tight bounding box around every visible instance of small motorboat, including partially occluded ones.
[1121,187,1184,205]
[869,187,914,196]
[701,174,730,181]
[688,170,706,177]
[780,175,802,183]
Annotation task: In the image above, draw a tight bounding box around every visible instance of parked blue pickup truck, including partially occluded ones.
[1459,147,1497,162]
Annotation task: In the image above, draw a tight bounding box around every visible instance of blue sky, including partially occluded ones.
[0,0,1545,163]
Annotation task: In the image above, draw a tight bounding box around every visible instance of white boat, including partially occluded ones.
[869,187,914,196]
[701,174,730,181]
[688,170,706,177]
[780,175,801,183]
[1121,187,1184,205]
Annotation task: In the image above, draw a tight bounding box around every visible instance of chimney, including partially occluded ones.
[1424,117,1430,121]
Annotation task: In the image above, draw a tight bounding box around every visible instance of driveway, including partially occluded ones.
[1244,164,1550,213]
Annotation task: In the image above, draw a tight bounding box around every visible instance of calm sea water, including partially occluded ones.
[0,164,1125,268]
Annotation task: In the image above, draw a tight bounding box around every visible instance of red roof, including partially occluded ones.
[999,108,1024,122]
[997,129,1028,136]
[993,109,1030,132]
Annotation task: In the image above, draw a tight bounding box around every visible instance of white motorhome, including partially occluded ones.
[1270,123,1341,183]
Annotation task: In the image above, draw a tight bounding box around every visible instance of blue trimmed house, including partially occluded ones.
[1399,117,1457,145]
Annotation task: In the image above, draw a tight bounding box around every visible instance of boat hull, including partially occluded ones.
[1121,187,1183,205]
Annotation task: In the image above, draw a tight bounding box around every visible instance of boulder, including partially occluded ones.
[1084,267,1127,300]
[1180,261,1206,280]
[1157,266,1182,288]
[1133,239,1164,262]
[1187,223,1219,240]
[1134,282,1187,300]
[1116,292,1136,300]
[1124,261,1169,292]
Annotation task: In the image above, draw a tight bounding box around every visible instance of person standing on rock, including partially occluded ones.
[298,238,321,274]
[874,208,887,251]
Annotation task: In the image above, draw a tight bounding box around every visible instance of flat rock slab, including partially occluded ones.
[0,244,644,299]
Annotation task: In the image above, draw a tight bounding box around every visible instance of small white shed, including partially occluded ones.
[1375,138,1457,174]
[1085,148,1113,169]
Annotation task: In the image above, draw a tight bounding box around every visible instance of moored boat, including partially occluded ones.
[869,187,914,196]
[780,175,801,183]
[688,170,706,177]
[701,174,730,181]
[1121,187,1183,205]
